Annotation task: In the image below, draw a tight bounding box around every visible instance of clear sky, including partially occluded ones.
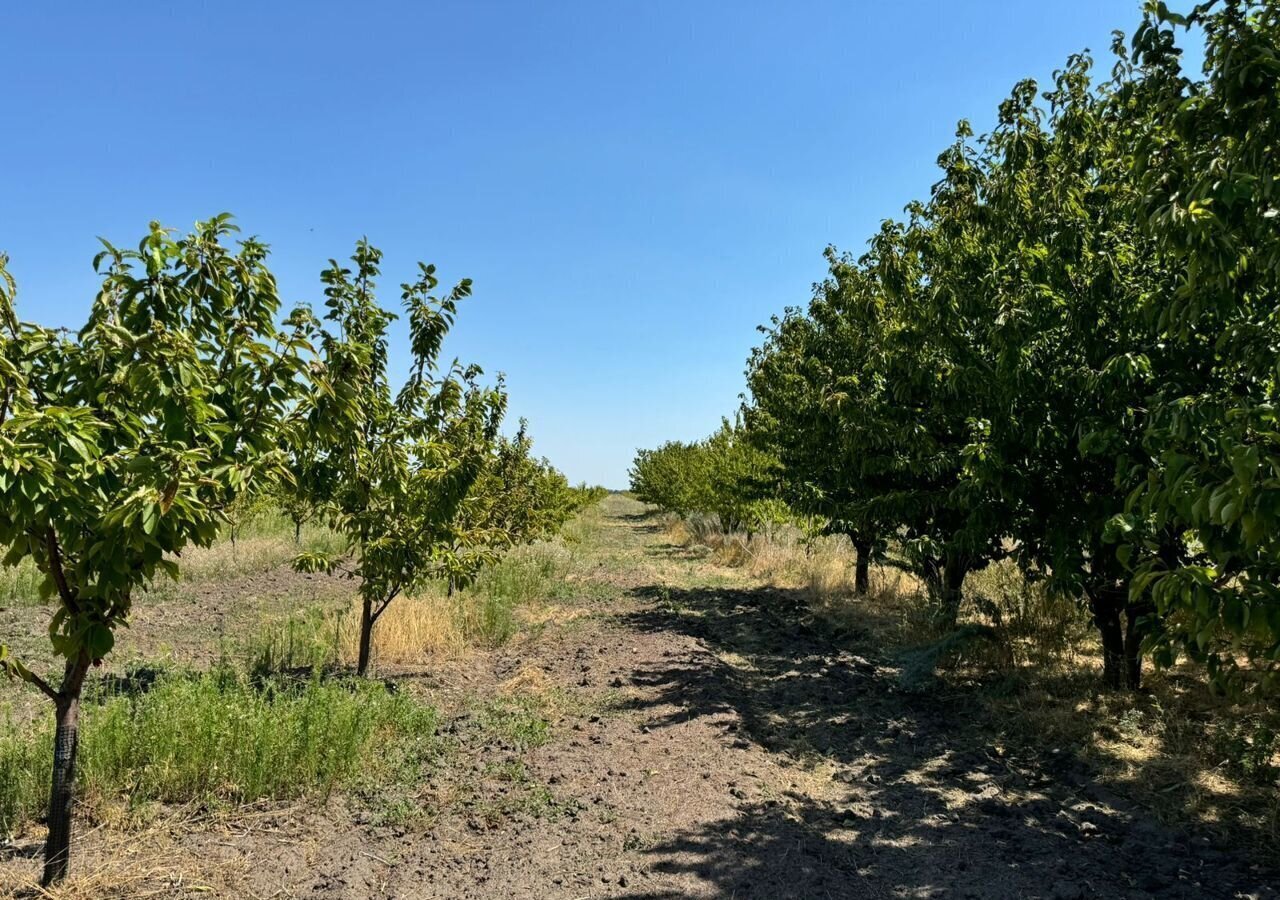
[3,1,1163,487]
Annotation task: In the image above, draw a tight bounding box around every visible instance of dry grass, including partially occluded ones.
[248,590,472,673]
[144,521,345,602]
[355,593,468,664]
[0,811,248,899]
[0,515,343,609]
[664,516,925,624]
[250,538,582,674]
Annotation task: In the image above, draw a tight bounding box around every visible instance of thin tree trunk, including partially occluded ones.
[356,595,374,676]
[1123,598,1153,691]
[852,537,872,596]
[294,520,301,546]
[934,553,968,631]
[42,654,89,886]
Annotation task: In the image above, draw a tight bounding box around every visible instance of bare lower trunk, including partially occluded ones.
[934,554,968,631]
[1089,583,1142,690]
[356,595,374,677]
[1094,599,1125,689]
[1124,599,1153,690]
[42,654,89,886]
[852,537,871,596]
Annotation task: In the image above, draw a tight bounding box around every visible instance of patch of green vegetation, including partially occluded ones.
[474,695,553,751]
[456,542,574,647]
[469,760,579,826]
[0,666,440,835]
[244,603,347,676]
[0,558,44,607]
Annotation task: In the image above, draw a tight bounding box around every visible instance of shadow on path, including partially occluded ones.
[611,578,1276,900]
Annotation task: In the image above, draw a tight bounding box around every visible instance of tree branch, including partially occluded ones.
[371,585,401,623]
[25,667,61,702]
[44,527,80,615]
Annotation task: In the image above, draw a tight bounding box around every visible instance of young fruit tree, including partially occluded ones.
[444,419,582,594]
[0,217,317,884]
[745,254,897,595]
[291,240,505,676]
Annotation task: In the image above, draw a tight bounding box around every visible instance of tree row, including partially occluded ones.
[635,1,1280,699]
[0,221,601,884]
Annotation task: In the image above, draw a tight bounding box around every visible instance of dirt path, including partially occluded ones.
[5,496,1277,898]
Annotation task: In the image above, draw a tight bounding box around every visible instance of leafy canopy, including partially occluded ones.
[0,216,316,683]
[290,241,505,621]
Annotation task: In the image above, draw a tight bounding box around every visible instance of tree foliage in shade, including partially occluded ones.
[289,241,505,676]
[1116,0,1280,691]
[0,217,318,883]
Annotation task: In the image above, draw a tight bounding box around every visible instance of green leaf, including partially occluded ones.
[84,624,114,660]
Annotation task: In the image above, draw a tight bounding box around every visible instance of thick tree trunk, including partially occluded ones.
[42,655,89,886]
[356,595,374,677]
[852,537,871,596]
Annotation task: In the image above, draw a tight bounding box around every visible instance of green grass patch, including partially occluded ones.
[473,695,554,751]
[0,666,439,836]
[457,542,574,646]
[0,558,46,607]
[244,603,348,676]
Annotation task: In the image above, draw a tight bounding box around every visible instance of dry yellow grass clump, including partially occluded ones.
[248,538,581,673]
[343,594,468,664]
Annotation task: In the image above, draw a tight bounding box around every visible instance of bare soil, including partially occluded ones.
[3,496,1276,898]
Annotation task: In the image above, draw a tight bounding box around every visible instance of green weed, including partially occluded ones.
[0,667,439,835]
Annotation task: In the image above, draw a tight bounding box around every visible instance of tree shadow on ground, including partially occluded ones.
[619,521,667,536]
[0,842,42,862]
[616,511,667,534]
[644,542,711,562]
[613,582,1276,900]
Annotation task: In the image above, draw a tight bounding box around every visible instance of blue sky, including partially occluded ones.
[3,1,1168,486]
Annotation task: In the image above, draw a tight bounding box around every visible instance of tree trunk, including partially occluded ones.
[294,521,302,546]
[933,553,968,631]
[42,654,89,886]
[1123,599,1153,691]
[852,537,871,596]
[356,595,374,677]
[1088,585,1126,690]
